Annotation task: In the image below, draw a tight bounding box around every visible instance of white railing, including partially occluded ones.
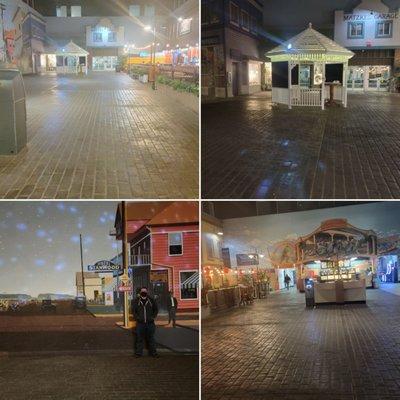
[130,254,151,266]
[291,87,322,107]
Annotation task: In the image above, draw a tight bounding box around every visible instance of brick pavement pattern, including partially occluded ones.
[0,354,198,400]
[202,92,400,199]
[0,73,198,199]
[202,288,400,400]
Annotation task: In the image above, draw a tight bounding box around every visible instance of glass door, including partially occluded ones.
[368,66,390,91]
[347,67,364,89]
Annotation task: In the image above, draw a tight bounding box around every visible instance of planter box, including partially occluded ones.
[156,83,199,113]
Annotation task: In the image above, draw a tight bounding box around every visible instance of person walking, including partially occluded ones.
[132,287,159,358]
[284,274,291,290]
[167,291,178,327]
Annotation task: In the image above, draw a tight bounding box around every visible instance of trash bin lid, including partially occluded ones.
[0,69,21,81]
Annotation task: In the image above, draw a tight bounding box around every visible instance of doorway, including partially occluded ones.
[232,62,239,96]
[152,281,169,313]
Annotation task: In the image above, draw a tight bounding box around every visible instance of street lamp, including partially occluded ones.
[144,25,157,90]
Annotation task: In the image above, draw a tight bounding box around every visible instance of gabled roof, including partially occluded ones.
[147,201,198,226]
[55,41,89,56]
[267,23,354,59]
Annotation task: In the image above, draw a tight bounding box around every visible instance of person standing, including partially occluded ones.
[132,287,159,358]
[167,290,178,327]
[284,274,291,290]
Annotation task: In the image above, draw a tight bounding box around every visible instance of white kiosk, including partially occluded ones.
[266,23,354,110]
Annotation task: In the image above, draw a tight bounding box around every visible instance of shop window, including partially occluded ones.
[230,2,239,26]
[347,22,364,39]
[129,5,141,17]
[206,235,220,259]
[56,6,67,17]
[248,63,260,86]
[241,10,249,31]
[168,232,183,255]
[71,6,81,17]
[56,56,64,66]
[93,32,103,43]
[144,5,155,17]
[108,31,116,42]
[180,271,198,299]
[376,20,392,38]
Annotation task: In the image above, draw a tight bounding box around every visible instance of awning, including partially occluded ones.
[182,272,199,288]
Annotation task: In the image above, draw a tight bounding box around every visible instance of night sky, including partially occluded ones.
[0,202,120,297]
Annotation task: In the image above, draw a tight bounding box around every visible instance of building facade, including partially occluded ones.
[76,272,103,301]
[115,202,199,313]
[202,0,264,99]
[0,0,46,73]
[334,0,400,91]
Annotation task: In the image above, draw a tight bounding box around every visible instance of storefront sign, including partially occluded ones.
[236,253,259,266]
[118,285,132,292]
[344,12,398,21]
[88,260,122,273]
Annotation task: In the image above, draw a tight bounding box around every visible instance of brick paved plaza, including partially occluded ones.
[202,287,400,400]
[0,313,198,399]
[0,73,198,199]
[202,92,400,199]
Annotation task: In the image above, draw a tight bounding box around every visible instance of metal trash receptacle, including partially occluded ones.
[0,69,27,155]
[304,278,315,308]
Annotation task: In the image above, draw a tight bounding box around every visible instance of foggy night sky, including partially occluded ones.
[0,202,120,297]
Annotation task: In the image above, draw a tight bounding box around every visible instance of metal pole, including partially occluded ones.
[152,27,157,90]
[122,201,130,328]
[79,234,86,297]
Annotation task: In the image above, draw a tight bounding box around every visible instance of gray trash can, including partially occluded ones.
[0,69,27,155]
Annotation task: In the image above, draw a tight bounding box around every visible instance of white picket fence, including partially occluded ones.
[291,87,322,107]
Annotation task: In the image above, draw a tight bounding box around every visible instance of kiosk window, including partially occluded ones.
[168,232,183,255]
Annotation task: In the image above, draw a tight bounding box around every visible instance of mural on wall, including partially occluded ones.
[267,240,297,268]
[0,0,46,74]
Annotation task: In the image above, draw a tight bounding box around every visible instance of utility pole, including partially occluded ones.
[79,234,86,298]
[122,201,130,328]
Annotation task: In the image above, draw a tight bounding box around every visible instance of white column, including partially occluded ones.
[288,61,292,109]
[321,62,325,110]
[363,66,369,92]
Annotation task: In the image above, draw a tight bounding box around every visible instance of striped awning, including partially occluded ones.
[182,271,199,289]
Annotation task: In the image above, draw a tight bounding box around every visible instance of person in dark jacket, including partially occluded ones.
[284,274,291,290]
[131,287,159,357]
[167,291,178,327]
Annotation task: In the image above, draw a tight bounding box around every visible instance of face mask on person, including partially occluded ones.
[140,291,147,298]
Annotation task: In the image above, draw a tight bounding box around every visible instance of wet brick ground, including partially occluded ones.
[202,91,400,199]
[0,353,198,400]
[0,73,198,199]
[202,287,400,400]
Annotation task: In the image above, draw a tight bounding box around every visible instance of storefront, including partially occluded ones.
[296,219,378,304]
[347,65,391,91]
[93,56,118,71]
[334,0,400,92]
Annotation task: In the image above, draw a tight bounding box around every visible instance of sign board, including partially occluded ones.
[88,260,122,273]
[221,248,231,268]
[236,253,259,266]
[118,285,132,292]
[343,12,398,21]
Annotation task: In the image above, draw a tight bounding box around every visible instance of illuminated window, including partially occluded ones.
[56,6,67,17]
[168,232,183,255]
[230,2,239,26]
[93,32,103,42]
[348,22,364,38]
[248,63,260,86]
[376,21,392,38]
[241,10,249,31]
[129,5,140,17]
[71,6,81,17]
[108,31,116,42]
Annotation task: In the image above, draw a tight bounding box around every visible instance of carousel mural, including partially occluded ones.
[0,0,46,74]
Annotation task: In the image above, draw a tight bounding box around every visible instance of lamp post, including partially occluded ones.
[144,25,157,90]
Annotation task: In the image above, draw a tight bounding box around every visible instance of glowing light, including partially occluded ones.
[217,232,223,236]
[36,229,47,238]
[287,43,292,49]
[35,259,46,267]
[70,235,80,244]
[16,223,27,231]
